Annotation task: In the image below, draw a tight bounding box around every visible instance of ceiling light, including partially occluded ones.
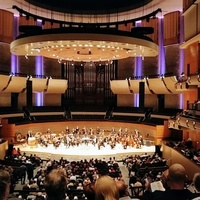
[11,28,158,62]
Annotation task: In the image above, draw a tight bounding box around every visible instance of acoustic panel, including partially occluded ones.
[163,76,180,94]
[129,79,151,94]
[187,75,200,87]
[31,78,48,93]
[110,80,132,94]
[0,75,11,91]
[148,78,171,94]
[3,76,27,93]
[46,79,68,94]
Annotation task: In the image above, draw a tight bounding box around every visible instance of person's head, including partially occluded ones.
[95,175,119,200]
[167,163,187,189]
[115,179,129,197]
[83,182,95,200]
[193,172,200,192]
[44,169,67,200]
[0,169,10,200]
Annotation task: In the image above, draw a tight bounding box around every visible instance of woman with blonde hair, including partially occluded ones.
[95,175,119,200]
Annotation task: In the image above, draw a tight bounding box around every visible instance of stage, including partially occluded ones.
[15,142,155,161]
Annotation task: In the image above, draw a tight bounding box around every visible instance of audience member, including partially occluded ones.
[142,163,200,200]
[95,175,119,200]
[83,182,95,200]
[0,169,11,200]
[193,173,200,193]
[44,169,67,200]
[115,179,140,200]
[19,164,27,184]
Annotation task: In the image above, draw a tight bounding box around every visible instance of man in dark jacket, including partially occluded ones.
[142,163,200,200]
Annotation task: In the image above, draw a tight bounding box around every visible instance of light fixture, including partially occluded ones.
[11,5,161,63]
[10,27,158,62]
[193,121,196,129]
[186,119,189,127]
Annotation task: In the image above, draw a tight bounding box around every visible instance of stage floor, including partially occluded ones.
[16,143,155,161]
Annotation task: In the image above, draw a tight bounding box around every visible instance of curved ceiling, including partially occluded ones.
[1,0,183,23]
[25,0,153,14]
[10,28,159,62]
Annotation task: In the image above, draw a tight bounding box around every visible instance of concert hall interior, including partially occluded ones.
[0,0,200,199]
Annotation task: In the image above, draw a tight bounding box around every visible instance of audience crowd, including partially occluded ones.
[0,142,199,200]
[0,154,199,200]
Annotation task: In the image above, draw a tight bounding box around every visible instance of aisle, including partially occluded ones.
[118,162,131,193]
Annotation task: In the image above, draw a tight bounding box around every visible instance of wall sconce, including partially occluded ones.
[193,121,196,129]
[187,76,191,84]
[186,119,189,127]
[198,75,200,82]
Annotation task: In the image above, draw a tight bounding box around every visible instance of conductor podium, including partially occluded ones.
[28,137,36,146]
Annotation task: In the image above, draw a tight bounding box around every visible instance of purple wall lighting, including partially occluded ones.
[134,57,143,107]
[11,16,19,74]
[134,21,142,107]
[35,20,44,106]
[158,17,165,75]
[36,56,44,106]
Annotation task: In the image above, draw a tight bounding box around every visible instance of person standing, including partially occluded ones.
[19,164,27,184]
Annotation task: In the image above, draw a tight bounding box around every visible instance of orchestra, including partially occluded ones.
[25,127,144,150]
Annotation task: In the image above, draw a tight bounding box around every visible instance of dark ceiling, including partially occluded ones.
[25,0,153,15]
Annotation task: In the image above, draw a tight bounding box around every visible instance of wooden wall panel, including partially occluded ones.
[184,42,199,74]
[118,22,133,32]
[19,16,37,26]
[0,119,16,142]
[164,11,180,46]
[184,6,197,41]
[0,9,14,43]
[142,18,158,44]
[183,0,195,12]
[42,21,60,29]
[0,141,8,160]
[183,90,198,109]
[182,129,200,149]
[0,121,162,143]
[198,3,200,33]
